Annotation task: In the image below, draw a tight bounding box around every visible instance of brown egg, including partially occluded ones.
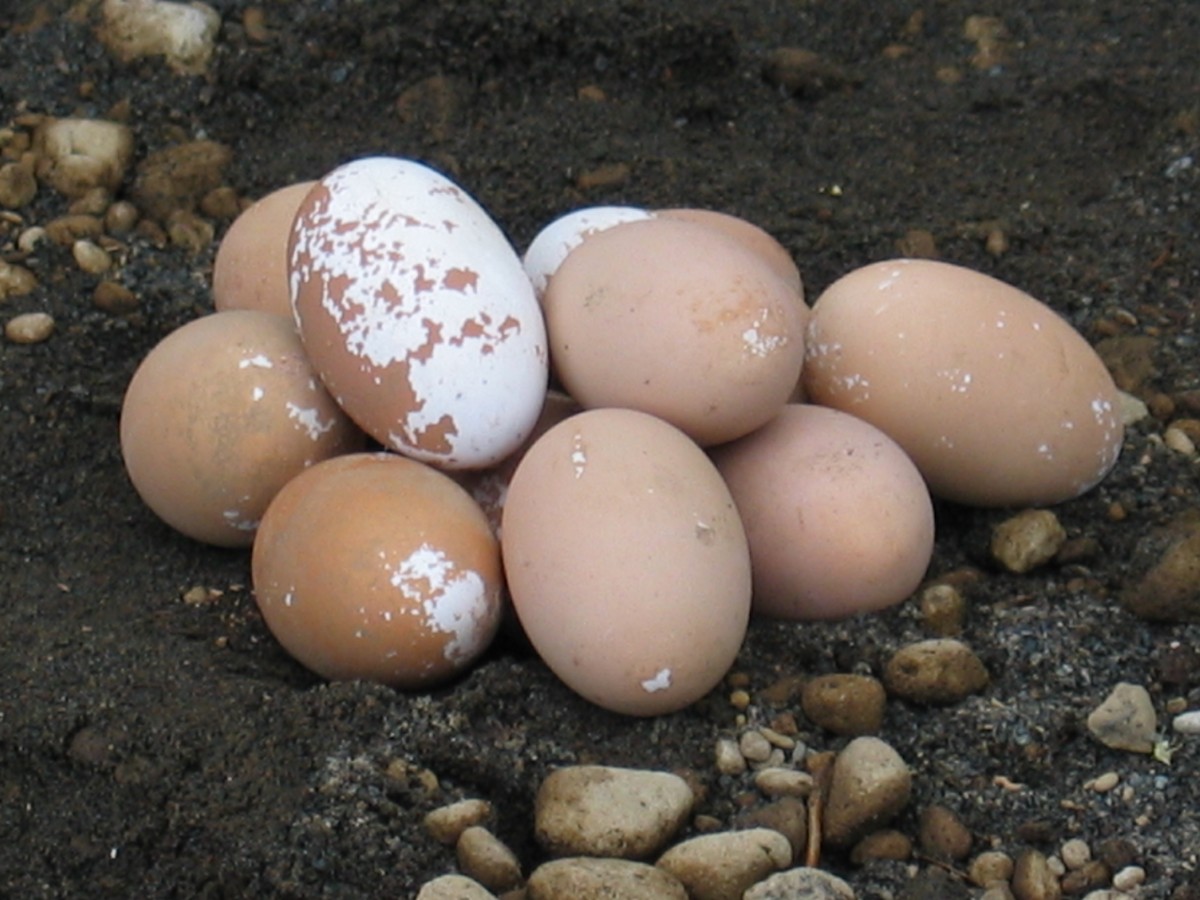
[252,452,503,687]
[120,310,364,547]
[501,408,752,715]
[212,181,315,317]
[712,404,934,620]
[543,217,807,446]
[803,259,1124,506]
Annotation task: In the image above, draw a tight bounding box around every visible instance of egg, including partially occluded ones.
[501,408,752,716]
[212,181,316,317]
[656,208,804,296]
[252,452,502,687]
[803,259,1124,506]
[522,205,653,301]
[543,217,807,446]
[288,156,548,469]
[711,404,934,620]
[120,310,364,547]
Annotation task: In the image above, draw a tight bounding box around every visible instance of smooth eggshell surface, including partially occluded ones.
[544,218,807,446]
[501,408,752,716]
[522,205,652,301]
[712,404,934,620]
[656,208,804,297]
[803,259,1124,507]
[120,310,364,547]
[289,156,548,469]
[252,452,503,687]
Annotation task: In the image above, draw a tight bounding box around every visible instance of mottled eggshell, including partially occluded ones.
[803,259,1124,507]
[501,407,752,716]
[712,404,934,620]
[120,310,364,547]
[213,181,316,317]
[656,208,804,296]
[289,156,548,469]
[522,205,652,301]
[252,452,502,687]
[544,217,807,446]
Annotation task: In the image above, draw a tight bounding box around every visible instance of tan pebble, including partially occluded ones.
[918,582,966,636]
[1011,848,1062,900]
[1111,865,1145,891]
[758,674,806,706]
[5,311,54,343]
[801,673,886,735]
[1120,512,1200,622]
[848,828,912,865]
[729,689,751,710]
[1060,860,1111,894]
[823,736,912,848]
[33,118,134,197]
[68,186,113,216]
[753,767,813,798]
[131,140,232,222]
[969,850,1015,887]
[44,213,104,245]
[0,261,38,299]
[1086,683,1157,753]
[981,886,1016,900]
[575,162,631,190]
[526,857,686,900]
[1046,855,1066,877]
[424,798,493,845]
[1059,838,1091,870]
[167,209,215,252]
[656,828,791,900]
[735,797,807,864]
[105,199,140,234]
[1173,710,1200,734]
[715,737,747,776]
[0,157,38,208]
[200,185,241,219]
[917,803,972,860]
[534,765,694,859]
[136,218,168,247]
[1170,417,1200,444]
[415,873,498,900]
[895,227,938,259]
[1164,426,1196,455]
[456,826,522,893]
[743,866,856,900]
[985,227,1009,256]
[991,509,1067,573]
[883,638,989,704]
[1165,696,1188,715]
[757,727,795,750]
[758,748,786,769]
[739,730,773,763]
[97,0,221,76]
[1087,771,1120,792]
[727,671,751,689]
[73,239,113,274]
[93,280,138,314]
[17,226,46,253]
[693,814,723,833]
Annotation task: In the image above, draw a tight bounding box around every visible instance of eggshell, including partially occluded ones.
[252,452,502,687]
[803,259,1124,507]
[288,156,548,469]
[656,207,804,296]
[543,217,807,446]
[522,205,652,301]
[501,407,752,716]
[212,181,316,317]
[120,310,364,547]
[711,404,934,620]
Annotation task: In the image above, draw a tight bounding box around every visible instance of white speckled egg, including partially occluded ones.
[289,157,548,469]
[522,205,652,301]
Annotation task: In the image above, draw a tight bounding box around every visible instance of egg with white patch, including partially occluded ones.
[252,452,503,687]
[289,157,548,469]
[522,205,652,302]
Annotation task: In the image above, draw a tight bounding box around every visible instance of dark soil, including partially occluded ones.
[2,1,1198,898]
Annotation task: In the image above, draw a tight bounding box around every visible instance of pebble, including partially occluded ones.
[1011,849,1063,900]
[33,118,134,198]
[1111,865,1145,891]
[0,261,38,299]
[743,866,857,900]
[98,0,222,75]
[883,638,989,704]
[848,828,912,864]
[17,226,46,253]
[1120,511,1200,623]
[917,803,972,860]
[525,857,687,900]
[1086,683,1157,753]
[5,311,54,344]
[740,729,774,763]
[44,213,104,245]
[736,797,808,862]
[424,798,494,844]
[801,673,886,736]
[1087,771,1121,793]
[918,582,966,636]
[73,239,112,274]
[981,887,1016,900]
[1173,710,1200,734]
[415,874,497,899]
[131,140,232,222]
[715,737,748,775]
[969,850,1015,887]
[1059,838,1091,870]
[0,156,37,208]
[1060,860,1111,894]
[456,826,522,893]
[93,280,138,314]
[104,199,140,234]
[753,767,814,798]
[822,736,912,848]
[656,828,791,900]
[1165,426,1197,455]
[991,509,1067,573]
[534,765,694,859]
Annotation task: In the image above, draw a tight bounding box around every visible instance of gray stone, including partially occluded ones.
[743,866,856,899]
[823,737,912,848]
[526,857,687,900]
[991,509,1066,573]
[1086,683,1157,753]
[415,874,497,900]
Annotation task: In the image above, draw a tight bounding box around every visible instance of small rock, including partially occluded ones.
[415,874,497,900]
[753,767,814,798]
[73,239,112,274]
[456,826,522,893]
[899,866,972,900]
[801,673,886,735]
[743,866,856,900]
[981,887,1016,900]
[1173,710,1200,734]
[526,857,687,900]
[424,798,493,845]
[1111,865,1145,892]
[1095,838,1137,872]
[715,737,747,775]
[849,829,912,865]
[1120,511,1200,623]
[969,850,1015,887]
[105,199,141,234]
[657,829,791,900]
[991,509,1067,573]
[1095,334,1157,394]
[535,766,693,859]
[5,311,54,344]
[736,797,808,863]
[883,639,989,704]
[739,729,773,763]
[0,261,38,300]
[1086,683,1157,753]
[1059,838,1091,870]
[918,582,966,636]
[823,736,912,848]
[917,804,972,860]
[132,140,232,222]
[0,156,37,208]
[1165,425,1197,455]
[98,0,222,75]
[93,281,138,314]
[33,118,134,198]
[1012,849,1063,900]
[1059,860,1111,894]
[1086,771,1120,793]
[44,214,104,245]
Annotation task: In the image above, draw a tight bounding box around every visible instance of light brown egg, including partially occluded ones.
[803,259,1124,506]
[712,404,934,620]
[501,408,752,716]
[252,452,503,687]
[212,181,315,317]
[120,310,364,547]
[543,217,807,446]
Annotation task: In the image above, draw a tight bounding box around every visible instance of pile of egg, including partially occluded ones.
[120,156,1125,715]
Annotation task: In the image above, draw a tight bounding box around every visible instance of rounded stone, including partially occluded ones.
[969,850,1015,887]
[884,638,989,704]
[1011,849,1062,900]
[991,508,1067,573]
[918,804,973,860]
[801,673,886,735]
[1086,682,1157,753]
[743,866,856,900]
[822,737,912,848]
[656,828,792,900]
[526,857,687,900]
[456,826,522,893]
[415,874,497,900]
[849,829,912,865]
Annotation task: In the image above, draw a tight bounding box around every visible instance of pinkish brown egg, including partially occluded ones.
[252,452,502,687]
[803,259,1123,506]
[288,156,548,470]
[656,207,803,296]
[712,404,934,620]
[522,205,653,302]
[120,310,364,547]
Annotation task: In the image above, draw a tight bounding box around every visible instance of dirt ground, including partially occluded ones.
[1,1,1198,897]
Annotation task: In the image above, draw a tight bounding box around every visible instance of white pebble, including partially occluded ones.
[739,729,773,763]
[5,311,54,344]
[1060,838,1091,870]
[1172,710,1200,734]
[1111,865,1145,891]
[73,239,112,274]
[1087,771,1120,792]
[715,737,747,775]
